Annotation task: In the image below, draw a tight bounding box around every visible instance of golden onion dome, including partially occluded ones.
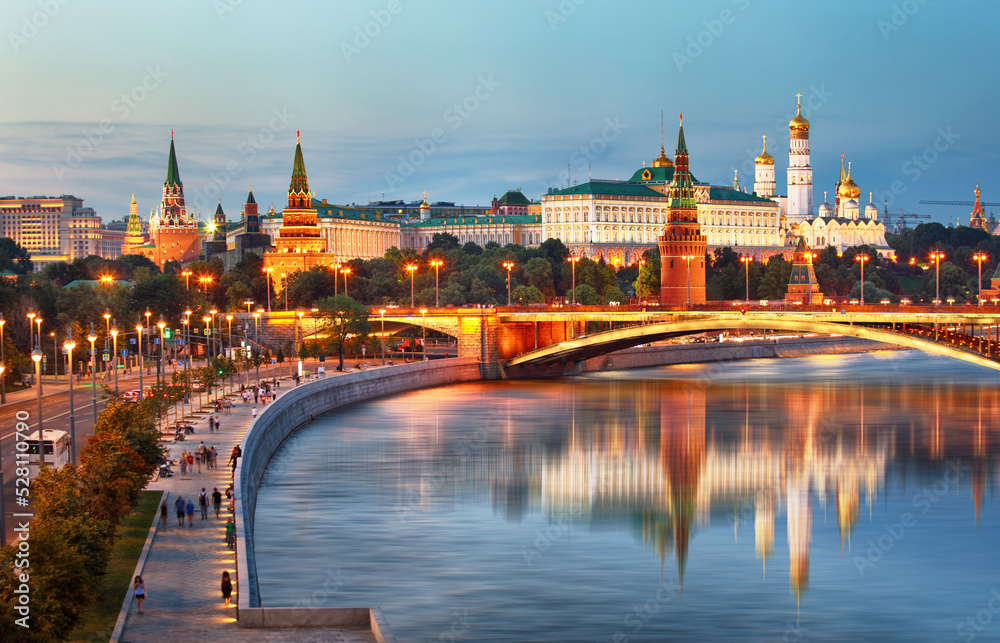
[755,135,773,165]
[651,145,673,168]
[789,105,810,133]
[420,198,430,210]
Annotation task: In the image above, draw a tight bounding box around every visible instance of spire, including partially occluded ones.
[246,188,256,205]
[165,134,181,187]
[839,154,847,184]
[676,113,687,153]
[130,191,136,206]
[288,133,310,208]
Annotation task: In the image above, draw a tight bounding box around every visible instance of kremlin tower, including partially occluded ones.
[122,192,147,253]
[753,135,776,198]
[273,131,325,254]
[970,181,987,230]
[786,95,813,223]
[658,115,707,305]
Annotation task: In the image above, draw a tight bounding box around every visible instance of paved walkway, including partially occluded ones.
[118,377,377,643]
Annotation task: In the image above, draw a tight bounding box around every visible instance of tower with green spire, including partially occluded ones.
[273,131,324,254]
[658,114,707,305]
[147,131,200,267]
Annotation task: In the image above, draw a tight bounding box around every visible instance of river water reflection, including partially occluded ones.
[255,351,1000,642]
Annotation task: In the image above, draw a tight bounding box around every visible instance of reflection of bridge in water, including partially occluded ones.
[385,379,998,603]
[377,306,1000,377]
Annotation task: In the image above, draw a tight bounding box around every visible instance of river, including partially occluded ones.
[255,350,1000,642]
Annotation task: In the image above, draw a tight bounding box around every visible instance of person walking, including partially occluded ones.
[192,450,200,474]
[225,518,235,550]
[160,500,168,528]
[199,488,209,520]
[210,445,218,469]
[212,487,222,518]
[215,415,221,432]
[179,452,187,475]
[221,571,233,607]
[175,496,185,526]
[186,498,195,526]
[251,407,258,420]
[133,576,146,615]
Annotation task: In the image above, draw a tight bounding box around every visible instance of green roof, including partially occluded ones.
[63,279,134,289]
[165,135,181,187]
[676,119,688,154]
[708,187,775,204]
[246,190,256,205]
[496,190,531,206]
[549,181,665,198]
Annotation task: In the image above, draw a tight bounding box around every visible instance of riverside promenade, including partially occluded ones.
[114,370,380,643]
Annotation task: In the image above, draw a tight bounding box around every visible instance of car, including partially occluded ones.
[123,389,141,402]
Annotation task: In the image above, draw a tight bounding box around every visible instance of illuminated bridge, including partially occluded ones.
[377,306,1000,378]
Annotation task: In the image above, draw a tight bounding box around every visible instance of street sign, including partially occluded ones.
[121,349,128,357]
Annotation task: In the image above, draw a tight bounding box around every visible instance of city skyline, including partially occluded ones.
[1,0,996,226]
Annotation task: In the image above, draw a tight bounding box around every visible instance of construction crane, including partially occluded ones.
[919,199,1000,207]
[880,202,930,234]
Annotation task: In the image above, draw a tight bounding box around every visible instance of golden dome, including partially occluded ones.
[789,95,809,135]
[838,162,860,199]
[755,136,773,165]
[651,145,673,168]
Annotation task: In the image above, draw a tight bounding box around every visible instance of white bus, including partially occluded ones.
[25,430,71,479]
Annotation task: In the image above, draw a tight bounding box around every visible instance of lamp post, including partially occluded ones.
[263,267,273,313]
[342,266,351,298]
[136,324,144,400]
[202,316,211,368]
[243,299,254,314]
[144,308,152,375]
[227,314,236,388]
[379,309,386,365]
[430,259,443,307]
[855,254,869,305]
[0,312,5,403]
[333,264,340,297]
[740,256,753,303]
[252,311,261,384]
[110,322,119,393]
[210,308,219,359]
[930,251,945,305]
[50,331,57,381]
[103,308,111,376]
[88,324,97,426]
[502,260,515,304]
[181,270,192,291]
[567,256,580,305]
[27,311,36,349]
[973,252,988,306]
[64,330,76,465]
[682,255,694,306]
[406,264,417,307]
[33,316,43,374]
[157,316,166,386]
[31,346,42,445]
[420,309,428,361]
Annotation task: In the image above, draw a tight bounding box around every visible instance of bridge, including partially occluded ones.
[377,305,1000,378]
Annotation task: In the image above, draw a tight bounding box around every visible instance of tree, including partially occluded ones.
[571,283,601,305]
[0,237,33,274]
[757,256,792,300]
[316,295,371,372]
[638,250,660,298]
[523,257,555,295]
[511,284,545,304]
[603,285,627,305]
[425,232,460,254]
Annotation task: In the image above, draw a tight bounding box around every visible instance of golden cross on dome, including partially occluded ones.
[423,190,427,200]
[762,134,766,149]
[795,93,802,106]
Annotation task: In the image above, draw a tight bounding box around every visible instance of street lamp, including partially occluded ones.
[930,251,945,305]
[64,330,76,465]
[181,270,192,290]
[243,299,254,314]
[157,316,166,385]
[333,264,340,297]
[50,331,57,382]
[136,323,144,400]
[379,308,386,365]
[502,260,515,305]
[209,308,219,359]
[27,311,36,349]
[88,324,98,427]
[202,316,211,365]
[430,259,444,307]
[682,255,694,306]
[103,308,111,376]
[262,267,274,313]
[0,312,5,403]
[252,311,261,383]
[973,252,988,306]
[31,347,42,445]
[420,309,428,361]
[567,256,580,305]
[855,254,869,305]
[740,256,753,303]
[110,322,119,393]
[342,266,351,298]
[33,316,43,372]
[406,264,417,307]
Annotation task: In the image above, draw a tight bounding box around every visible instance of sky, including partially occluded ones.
[1,0,998,228]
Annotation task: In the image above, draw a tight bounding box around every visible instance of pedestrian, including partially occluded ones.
[215,415,221,432]
[179,452,187,475]
[199,488,209,520]
[210,445,218,469]
[133,576,146,614]
[186,498,195,526]
[160,500,168,528]
[188,451,196,474]
[251,407,258,420]
[221,571,233,606]
[212,487,222,518]
[175,496,185,526]
[225,518,235,550]
[253,388,258,404]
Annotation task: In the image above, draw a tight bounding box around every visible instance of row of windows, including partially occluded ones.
[545,206,780,228]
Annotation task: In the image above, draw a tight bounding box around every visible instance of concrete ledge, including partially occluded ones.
[235,358,483,615]
[237,607,396,641]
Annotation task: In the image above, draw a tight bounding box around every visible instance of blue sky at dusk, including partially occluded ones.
[1,0,997,226]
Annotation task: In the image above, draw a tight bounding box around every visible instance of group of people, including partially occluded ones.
[240,380,279,405]
[177,442,218,474]
[134,571,232,614]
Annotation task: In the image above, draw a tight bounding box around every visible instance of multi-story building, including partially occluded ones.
[0,194,111,268]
